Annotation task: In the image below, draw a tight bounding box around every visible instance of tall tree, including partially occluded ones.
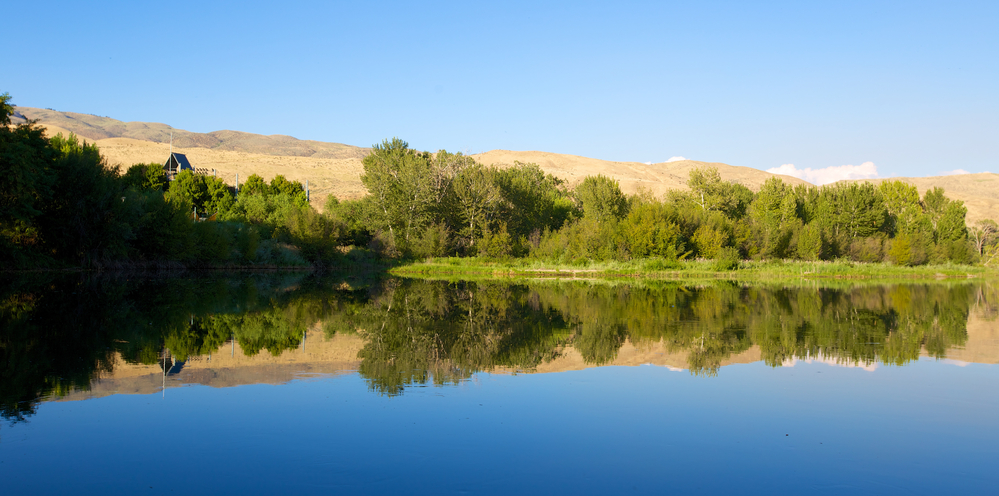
[687,166,753,219]
[0,94,56,258]
[454,164,506,246]
[574,175,628,222]
[494,161,575,239]
[360,138,435,242]
[879,180,929,236]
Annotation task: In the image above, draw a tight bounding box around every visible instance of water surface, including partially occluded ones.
[1,274,997,494]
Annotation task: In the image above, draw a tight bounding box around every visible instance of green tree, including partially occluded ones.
[39,133,132,264]
[269,175,308,206]
[687,166,753,219]
[204,176,236,216]
[879,180,927,236]
[623,201,685,259]
[240,174,270,196]
[359,138,436,244]
[494,161,576,240]
[454,164,506,249]
[0,94,57,260]
[574,175,628,222]
[935,198,968,243]
[165,170,208,214]
[122,162,168,192]
[749,177,799,258]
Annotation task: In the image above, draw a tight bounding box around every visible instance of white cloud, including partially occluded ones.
[941,169,971,176]
[665,156,687,163]
[767,161,878,185]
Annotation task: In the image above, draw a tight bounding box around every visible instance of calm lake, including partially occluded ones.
[1,274,997,495]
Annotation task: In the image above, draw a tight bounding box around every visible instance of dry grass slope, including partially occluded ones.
[15,106,998,223]
[471,150,811,195]
[13,107,368,159]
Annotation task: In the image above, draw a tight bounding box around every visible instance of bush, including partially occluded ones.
[368,230,400,258]
[795,223,824,261]
[477,223,512,259]
[411,223,451,258]
[887,233,929,266]
[848,237,884,263]
[713,246,741,271]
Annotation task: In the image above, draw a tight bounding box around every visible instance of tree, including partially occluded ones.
[0,92,14,126]
[359,138,436,243]
[574,175,628,222]
[269,175,308,207]
[923,187,949,227]
[165,170,208,213]
[454,164,506,247]
[879,180,928,236]
[936,200,968,243]
[749,177,799,258]
[204,176,236,216]
[241,174,270,196]
[687,166,753,219]
[39,133,132,263]
[969,219,999,257]
[0,94,57,259]
[623,201,685,259]
[814,183,886,242]
[122,163,167,192]
[494,162,575,240]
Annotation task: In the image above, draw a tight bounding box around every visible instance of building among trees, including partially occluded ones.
[163,152,193,179]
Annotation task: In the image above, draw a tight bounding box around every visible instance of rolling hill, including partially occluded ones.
[12,106,998,224]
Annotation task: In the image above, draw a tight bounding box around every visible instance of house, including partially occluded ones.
[163,152,193,179]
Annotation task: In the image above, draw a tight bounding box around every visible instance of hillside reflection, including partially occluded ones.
[2,274,997,420]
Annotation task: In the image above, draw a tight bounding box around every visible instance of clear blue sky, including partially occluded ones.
[6,0,997,178]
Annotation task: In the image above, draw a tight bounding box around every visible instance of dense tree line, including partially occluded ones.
[327,137,998,267]
[5,89,997,269]
[1,93,341,268]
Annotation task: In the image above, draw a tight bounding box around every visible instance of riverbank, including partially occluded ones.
[390,257,999,281]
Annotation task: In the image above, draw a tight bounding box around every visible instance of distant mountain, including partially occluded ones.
[12,107,367,160]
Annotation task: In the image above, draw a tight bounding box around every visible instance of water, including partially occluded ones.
[1,274,997,495]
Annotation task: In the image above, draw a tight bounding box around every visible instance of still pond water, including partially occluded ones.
[1,274,997,495]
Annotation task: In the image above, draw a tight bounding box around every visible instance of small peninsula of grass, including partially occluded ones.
[391,257,998,281]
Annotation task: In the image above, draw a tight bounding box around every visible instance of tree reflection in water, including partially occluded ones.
[2,274,995,420]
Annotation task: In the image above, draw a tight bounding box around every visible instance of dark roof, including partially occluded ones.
[163,152,193,172]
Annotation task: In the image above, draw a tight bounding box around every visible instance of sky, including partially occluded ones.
[5,0,997,181]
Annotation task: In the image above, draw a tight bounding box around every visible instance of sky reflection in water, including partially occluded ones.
[1,274,997,495]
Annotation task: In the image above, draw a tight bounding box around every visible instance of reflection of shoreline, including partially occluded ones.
[781,353,878,372]
[46,310,999,404]
[50,332,366,403]
[939,311,999,364]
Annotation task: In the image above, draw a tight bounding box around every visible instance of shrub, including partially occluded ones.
[848,237,884,263]
[368,230,400,258]
[411,223,451,258]
[713,246,741,271]
[477,223,512,259]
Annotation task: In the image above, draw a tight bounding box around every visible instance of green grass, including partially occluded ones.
[389,256,999,282]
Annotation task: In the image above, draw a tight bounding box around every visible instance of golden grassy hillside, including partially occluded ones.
[13,107,367,159]
[15,106,997,223]
[471,150,810,195]
[90,136,368,206]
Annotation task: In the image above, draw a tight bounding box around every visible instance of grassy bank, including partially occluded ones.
[390,257,998,282]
